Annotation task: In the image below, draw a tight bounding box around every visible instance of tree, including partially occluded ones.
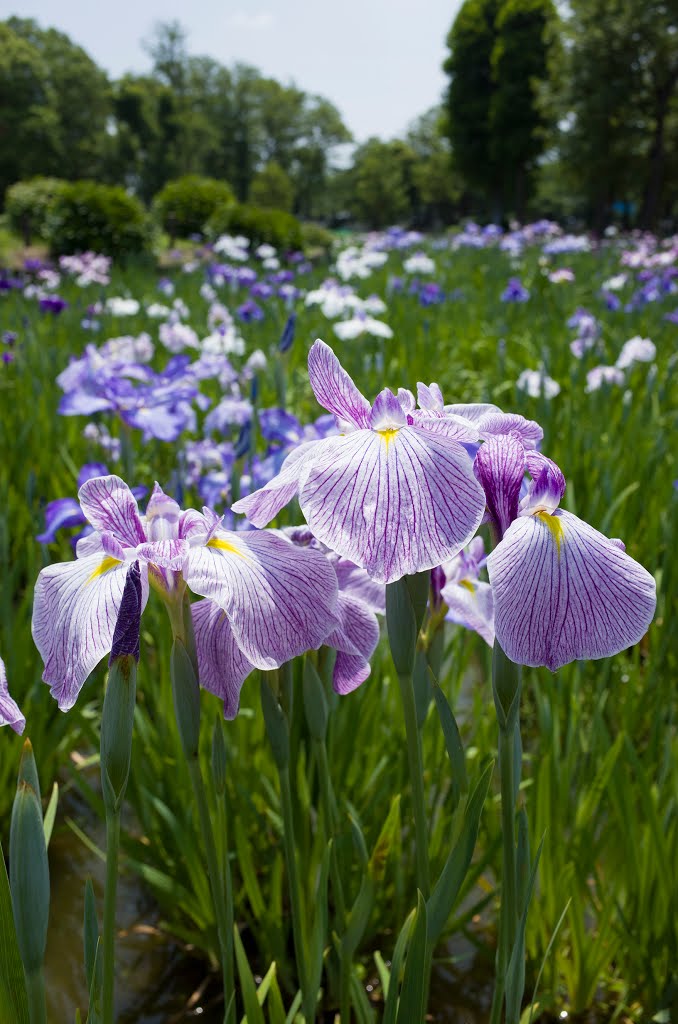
[249,162,294,211]
[8,18,111,181]
[0,23,59,199]
[348,138,417,227]
[406,107,462,226]
[443,0,555,218]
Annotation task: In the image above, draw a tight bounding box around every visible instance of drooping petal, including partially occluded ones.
[78,475,147,547]
[191,599,255,719]
[444,402,502,423]
[184,529,339,669]
[478,413,544,448]
[231,441,321,527]
[474,434,526,538]
[487,510,656,671]
[308,339,371,430]
[298,426,485,584]
[32,553,149,710]
[325,592,381,694]
[0,656,25,734]
[333,559,386,614]
[442,578,495,647]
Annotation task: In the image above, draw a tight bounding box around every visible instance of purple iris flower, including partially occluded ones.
[278,312,296,353]
[250,282,274,300]
[32,476,340,713]
[236,300,265,323]
[439,537,494,646]
[2,331,17,346]
[39,295,69,315]
[232,340,486,584]
[0,656,25,734]
[2,352,15,365]
[501,278,530,303]
[476,435,656,670]
[37,464,146,545]
[414,382,543,449]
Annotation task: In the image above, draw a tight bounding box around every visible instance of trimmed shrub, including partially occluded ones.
[205,203,304,251]
[300,221,335,254]
[153,175,235,239]
[46,181,151,258]
[249,162,294,213]
[5,177,66,245]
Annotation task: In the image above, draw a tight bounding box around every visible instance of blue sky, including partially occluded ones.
[1,0,463,141]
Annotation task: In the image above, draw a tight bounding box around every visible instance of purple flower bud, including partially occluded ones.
[109,562,142,664]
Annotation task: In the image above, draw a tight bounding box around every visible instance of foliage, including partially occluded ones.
[4,177,65,245]
[152,174,235,239]
[249,162,295,213]
[205,202,304,250]
[45,181,151,257]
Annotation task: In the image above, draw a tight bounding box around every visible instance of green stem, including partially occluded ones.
[278,765,312,1022]
[397,670,431,899]
[187,757,234,1023]
[25,969,46,1024]
[339,956,351,1024]
[216,794,236,1024]
[102,808,121,1024]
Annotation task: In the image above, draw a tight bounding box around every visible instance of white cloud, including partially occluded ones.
[229,11,275,30]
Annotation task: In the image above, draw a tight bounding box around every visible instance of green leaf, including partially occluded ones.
[264,969,286,1024]
[85,938,102,1024]
[383,909,416,1024]
[42,782,59,848]
[505,835,545,1023]
[0,840,29,1024]
[426,760,493,943]
[283,991,302,1024]
[368,795,401,885]
[307,843,331,1007]
[234,924,265,1024]
[350,970,376,1024]
[395,892,430,1024]
[432,681,468,811]
[302,658,329,741]
[83,879,99,995]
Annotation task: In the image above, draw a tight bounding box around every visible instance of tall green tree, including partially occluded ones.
[347,138,417,227]
[443,0,556,218]
[7,17,111,181]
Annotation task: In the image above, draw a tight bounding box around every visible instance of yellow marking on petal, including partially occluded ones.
[459,578,475,593]
[86,555,122,583]
[377,428,400,449]
[535,511,564,555]
[207,537,246,558]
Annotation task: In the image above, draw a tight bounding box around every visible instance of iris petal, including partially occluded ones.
[191,599,255,719]
[308,339,371,429]
[78,475,147,547]
[487,510,656,670]
[298,426,485,584]
[231,441,321,527]
[0,656,25,734]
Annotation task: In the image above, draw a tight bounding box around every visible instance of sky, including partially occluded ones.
[0,0,463,142]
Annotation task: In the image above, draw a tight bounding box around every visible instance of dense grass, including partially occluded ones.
[1,230,676,1021]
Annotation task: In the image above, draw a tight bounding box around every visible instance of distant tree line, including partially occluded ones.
[1,7,677,231]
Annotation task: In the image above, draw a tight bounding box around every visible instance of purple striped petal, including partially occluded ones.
[78,475,147,548]
[478,413,544,448]
[519,454,566,517]
[184,529,339,669]
[32,553,149,710]
[369,388,407,431]
[442,578,495,647]
[36,497,86,544]
[191,599,255,719]
[474,434,526,538]
[333,559,386,614]
[0,656,25,734]
[325,592,381,694]
[417,382,444,413]
[308,340,371,430]
[298,426,485,584]
[231,441,321,527]
[487,510,656,670]
[136,539,190,570]
[444,403,502,422]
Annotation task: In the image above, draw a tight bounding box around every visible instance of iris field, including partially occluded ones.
[0,224,676,1023]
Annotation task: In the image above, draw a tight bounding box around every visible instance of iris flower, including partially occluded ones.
[476,435,656,670]
[439,538,494,647]
[0,656,25,734]
[32,476,339,713]
[232,340,486,584]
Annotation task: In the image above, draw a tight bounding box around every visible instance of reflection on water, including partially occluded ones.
[45,812,223,1023]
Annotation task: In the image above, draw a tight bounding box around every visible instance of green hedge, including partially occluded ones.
[5,177,66,245]
[153,175,235,239]
[46,181,151,257]
[205,202,304,251]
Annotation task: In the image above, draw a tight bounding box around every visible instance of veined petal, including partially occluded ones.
[487,510,656,670]
[298,426,485,584]
[32,553,149,710]
[184,529,339,669]
[231,440,321,527]
[444,402,502,423]
[333,559,386,614]
[478,413,544,448]
[308,339,371,429]
[78,475,147,547]
[369,388,407,431]
[442,578,494,647]
[326,592,381,695]
[0,656,25,734]
[136,538,190,570]
[474,434,526,537]
[191,599,255,719]
[411,414,480,443]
